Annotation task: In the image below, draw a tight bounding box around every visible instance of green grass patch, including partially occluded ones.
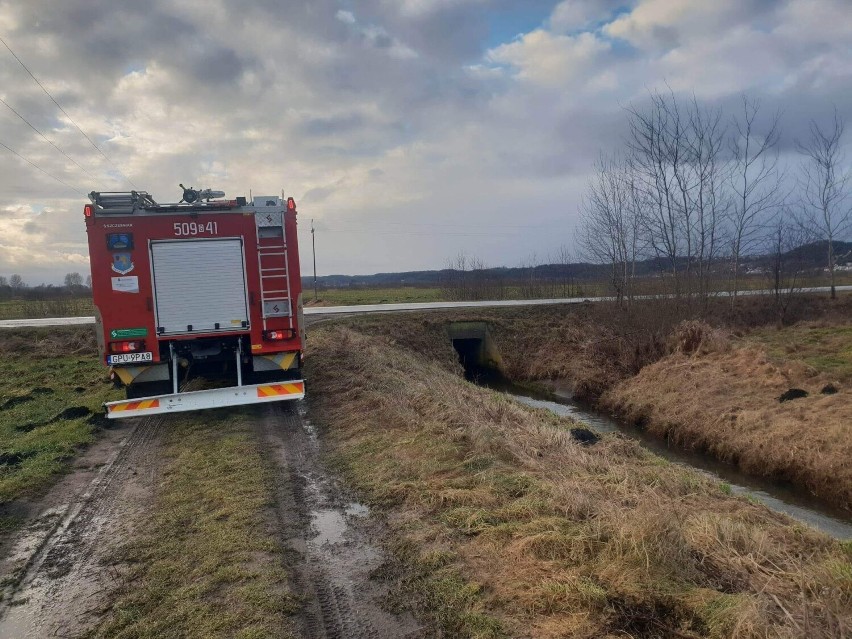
[0,353,118,504]
[307,286,445,305]
[89,410,298,639]
[0,297,95,320]
[747,324,852,380]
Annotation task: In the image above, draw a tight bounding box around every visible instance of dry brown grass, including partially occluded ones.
[0,326,97,358]
[307,324,852,638]
[603,325,852,511]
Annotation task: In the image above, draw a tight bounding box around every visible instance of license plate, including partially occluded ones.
[108,352,153,365]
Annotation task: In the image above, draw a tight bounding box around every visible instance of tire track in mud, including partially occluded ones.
[258,404,424,639]
[0,416,162,638]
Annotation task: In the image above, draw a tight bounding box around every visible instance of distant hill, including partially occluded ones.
[302,241,851,289]
[774,240,852,265]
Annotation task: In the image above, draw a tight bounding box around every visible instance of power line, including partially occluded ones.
[0,34,136,189]
[0,96,101,183]
[0,139,85,195]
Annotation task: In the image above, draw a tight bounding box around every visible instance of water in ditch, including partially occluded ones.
[475,371,852,540]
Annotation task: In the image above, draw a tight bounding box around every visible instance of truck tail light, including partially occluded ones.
[109,340,144,353]
[84,204,93,217]
[287,197,296,212]
[264,330,293,341]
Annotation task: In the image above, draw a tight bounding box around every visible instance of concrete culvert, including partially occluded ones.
[779,388,808,402]
[447,322,502,380]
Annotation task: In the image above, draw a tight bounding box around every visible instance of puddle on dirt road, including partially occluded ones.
[477,374,852,540]
[263,405,423,639]
[310,503,370,546]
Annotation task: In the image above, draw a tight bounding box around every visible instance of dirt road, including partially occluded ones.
[0,417,162,638]
[0,403,424,638]
[258,404,423,639]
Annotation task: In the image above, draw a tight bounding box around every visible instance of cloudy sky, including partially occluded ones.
[1,0,850,283]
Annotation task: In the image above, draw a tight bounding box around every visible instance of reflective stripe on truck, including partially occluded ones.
[105,380,305,419]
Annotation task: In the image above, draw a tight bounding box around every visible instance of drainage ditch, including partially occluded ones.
[448,322,852,539]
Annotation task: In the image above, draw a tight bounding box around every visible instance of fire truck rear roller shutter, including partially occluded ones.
[150,238,249,336]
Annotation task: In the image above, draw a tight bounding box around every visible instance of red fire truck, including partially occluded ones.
[85,187,305,419]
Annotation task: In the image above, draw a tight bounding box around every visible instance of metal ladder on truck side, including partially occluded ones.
[255,208,293,332]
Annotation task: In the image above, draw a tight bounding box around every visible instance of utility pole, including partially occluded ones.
[311,219,317,301]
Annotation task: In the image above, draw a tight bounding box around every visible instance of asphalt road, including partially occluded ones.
[0,286,850,328]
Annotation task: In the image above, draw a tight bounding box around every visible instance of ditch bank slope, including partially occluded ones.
[601,323,852,512]
[306,324,851,639]
[337,300,852,513]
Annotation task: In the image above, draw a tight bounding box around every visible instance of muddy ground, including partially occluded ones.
[0,403,426,639]
[259,404,424,639]
[0,417,161,638]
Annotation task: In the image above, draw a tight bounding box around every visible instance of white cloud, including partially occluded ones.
[392,0,488,18]
[0,0,850,283]
[335,10,356,25]
[549,0,625,32]
[487,30,610,89]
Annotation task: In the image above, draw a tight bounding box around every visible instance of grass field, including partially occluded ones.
[89,410,298,639]
[305,286,445,306]
[747,324,852,382]
[0,328,117,517]
[0,298,95,320]
[1,270,850,319]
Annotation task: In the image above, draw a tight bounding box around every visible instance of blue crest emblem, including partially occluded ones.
[111,253,134,275]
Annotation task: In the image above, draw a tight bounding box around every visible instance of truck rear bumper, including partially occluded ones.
[105,380,305,419]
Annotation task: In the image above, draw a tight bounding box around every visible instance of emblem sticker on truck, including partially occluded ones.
[111,253,134,274]
[110,327,148,338]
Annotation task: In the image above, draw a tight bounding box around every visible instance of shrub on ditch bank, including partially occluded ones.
[669,320,729,356]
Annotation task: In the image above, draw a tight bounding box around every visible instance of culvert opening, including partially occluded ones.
[447,322,502,382]
[452,338,486,380]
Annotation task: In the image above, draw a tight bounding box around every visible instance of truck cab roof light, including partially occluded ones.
[84,204,94,217]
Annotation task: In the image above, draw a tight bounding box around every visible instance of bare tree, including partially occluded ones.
[764,212,809,324]
[85,274,92,289]
[64,272,84,289]
[797,109,851,299]
[552,244,575,297]
[626,90,684,296]
[0,276,7,288]
[579,155,640,305]
[624,89,729,301]
[517,253,543,299]
[729,96,784,304]
[687,96,729,302]
[9,274,25,289]
[440,253,498,300]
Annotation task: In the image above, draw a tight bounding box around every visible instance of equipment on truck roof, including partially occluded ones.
[84,186,306,419]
